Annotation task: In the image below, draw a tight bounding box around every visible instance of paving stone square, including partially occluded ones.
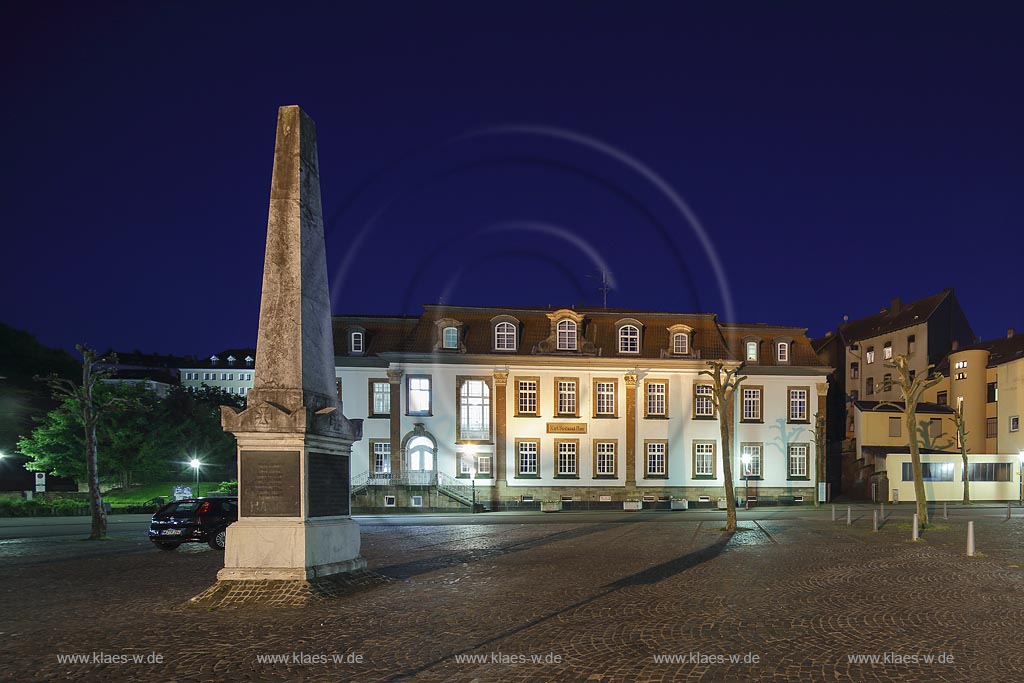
[2,507,1023,682]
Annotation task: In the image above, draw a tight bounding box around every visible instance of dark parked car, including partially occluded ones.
[149,497,238,551]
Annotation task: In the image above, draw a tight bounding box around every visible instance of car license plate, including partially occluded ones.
[162,529,183,536]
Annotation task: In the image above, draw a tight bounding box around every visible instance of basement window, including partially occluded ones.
[411,495,423,507]
[384,495,396,507]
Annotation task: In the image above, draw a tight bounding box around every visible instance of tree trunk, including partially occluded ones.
[720,400,737,531]
[906,411,928,528]
[84,417,107,539]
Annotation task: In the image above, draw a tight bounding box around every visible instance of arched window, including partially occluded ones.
[618,325,640,353]
[745,340,758,362]
[673,332,688,355]
[777,341,789,362]
[351,331,364,354]
[442,326,459,349]
[494,321,516,351]
[556,319,577,350]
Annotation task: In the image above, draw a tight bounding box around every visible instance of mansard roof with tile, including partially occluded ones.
[332,305,827,371]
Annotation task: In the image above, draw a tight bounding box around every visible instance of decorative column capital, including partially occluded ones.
[386,369,404,384]
[493,371,509,386]
[624,372,638,387]
[815,383,829,397]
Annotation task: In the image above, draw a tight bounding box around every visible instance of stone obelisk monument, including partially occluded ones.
[217,105,364,583]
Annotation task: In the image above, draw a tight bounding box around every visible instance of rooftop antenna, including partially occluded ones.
[587,270,613,309]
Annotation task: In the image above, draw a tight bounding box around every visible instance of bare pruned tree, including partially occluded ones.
[699,360,747,531]
[872,354,944,529]
[810,411,827,508]
[951,403,970,504]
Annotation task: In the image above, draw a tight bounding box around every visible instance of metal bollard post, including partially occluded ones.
[943,502,947,520]
[880,502,885,520]
[831,505,836,522]
[873,509,878,532]
[1008,502,1012,521]
[847,506,852,526]
[912,513,919,541]
[967,521,975,557]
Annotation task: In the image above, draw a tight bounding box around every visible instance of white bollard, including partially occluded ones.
[847,506,852,526]
[1008,502,1012,521]
[831,504,836,522]
[880,502,885,519]
[943,502,947,520]
[912,513,919,541]
[873,509,878,532]
[967,521,975,557]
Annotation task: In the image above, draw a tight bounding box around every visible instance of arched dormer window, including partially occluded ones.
[442,326,458,349]
[619,325,639,353]
[493,319,517,351]
[433,318,465,352]
[557,319,577,350]
[773,335,794,365]
[350,331,364,354]
[673,333,689,355]
[741,336,760,363]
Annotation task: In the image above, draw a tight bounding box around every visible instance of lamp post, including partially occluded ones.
[741,452,751,510]
[189,458,201,498]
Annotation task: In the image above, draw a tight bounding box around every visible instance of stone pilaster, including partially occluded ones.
[387,369,403,477]
[493,371,509,487]
[624,372,638,487]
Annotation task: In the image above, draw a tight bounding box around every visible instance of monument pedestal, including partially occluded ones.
[216,431,365,582]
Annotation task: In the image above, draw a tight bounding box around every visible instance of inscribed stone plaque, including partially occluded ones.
[546,422,587,434]
[240,451,301,517]
[308,452,349,517]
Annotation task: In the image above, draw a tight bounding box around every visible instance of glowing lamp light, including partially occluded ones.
[189,458,201,470]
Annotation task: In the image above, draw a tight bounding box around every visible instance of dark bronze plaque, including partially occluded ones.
[240,451,301,517]
[308,452,349,517]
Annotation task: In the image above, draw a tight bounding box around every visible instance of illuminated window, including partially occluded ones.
[442,326,458,349]
[745,341,758,361]
[741,443,761,477]
[407,376,431,415]
[618,325,640,353]
[556,320,577,350]
[866,347,875,364]
[458,379,490,441]
[883,341,892,360]
[494,322,516,351]
[373,442,390,474]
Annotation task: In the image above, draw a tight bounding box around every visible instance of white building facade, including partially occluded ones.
[335,306,831,509]
[179,349,256,397]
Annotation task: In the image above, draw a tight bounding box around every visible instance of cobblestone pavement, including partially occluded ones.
[3,508,1024,683]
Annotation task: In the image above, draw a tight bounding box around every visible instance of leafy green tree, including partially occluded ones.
[162,385,244,480]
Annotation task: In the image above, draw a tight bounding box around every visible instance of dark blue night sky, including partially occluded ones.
[3,2,1021,357]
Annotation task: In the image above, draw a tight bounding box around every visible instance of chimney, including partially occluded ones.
[891,298,902,314]
[951,340,959,351]
[1009,328,1015,338]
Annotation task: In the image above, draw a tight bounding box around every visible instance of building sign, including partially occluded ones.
[34,472,46,493]
[546,422,587,434]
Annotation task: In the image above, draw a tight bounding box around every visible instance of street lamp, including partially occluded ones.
[189,458,201,498]
[741,453,751,510]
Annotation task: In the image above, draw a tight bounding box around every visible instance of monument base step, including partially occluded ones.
[186,568,391,609]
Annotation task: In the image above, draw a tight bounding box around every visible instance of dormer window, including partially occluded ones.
[227,355,236,367]
[351,331,364,354]
[494,321,517,351]
[618,325,640,354]
[244,355,254,367]
[442,326,459,349]
[673,333,688,355]
[210,355,219,366]
[777,342,788,362]
[745,341,758,362]
[557,319,577,351]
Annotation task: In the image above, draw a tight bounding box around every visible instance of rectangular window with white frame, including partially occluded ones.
[741,386,762,422]
[593,379,617,417]
[555,378,578,417]
[556,440,578,477]
[369,380,391,417]
[372,441,390,475]
[740,443,762,478]
[645,380,667,417]
[694,383,715,418]
[866,346,875,364]
[693,441,715,478]
[407,375,432,415]
[788,443,808,479]
[645,440,667,478]
[516,378,539,416]
[594,440,616,477]
[1010,415,1019,432]
[516,439,539,477]
[476,455,492,476]
[457,377,491,442]
[788,387,808,422]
